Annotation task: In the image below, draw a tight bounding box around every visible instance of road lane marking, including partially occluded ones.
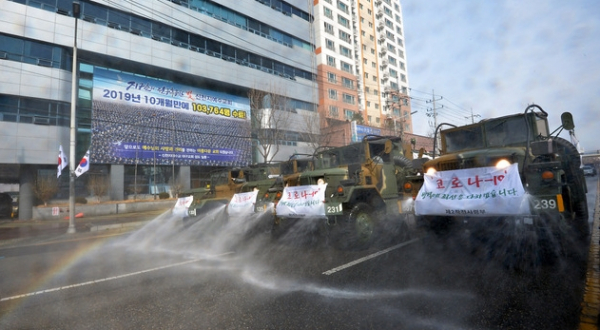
[0,251,234,302]
[322,238,421,275]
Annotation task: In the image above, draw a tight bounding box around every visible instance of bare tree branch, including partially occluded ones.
[248,84,292,163]
[33,173,58,206]
[87,174,110,203]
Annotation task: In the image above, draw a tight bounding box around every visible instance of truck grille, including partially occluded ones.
[437,159,477,170]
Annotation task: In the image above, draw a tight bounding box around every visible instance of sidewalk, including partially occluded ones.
[0,208,171,245]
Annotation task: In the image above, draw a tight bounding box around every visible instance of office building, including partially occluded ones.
[0,0,317,219]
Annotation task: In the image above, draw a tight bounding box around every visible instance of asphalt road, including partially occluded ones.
[0,176,597,329]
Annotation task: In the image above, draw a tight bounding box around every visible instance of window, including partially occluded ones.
[384,6,393,17]
[326,39,335,51]
[339,30,351,43]
[342,77,354,89]
[363,58,368,64]
[327,55,336,67]
[337,1,349,14]
[342,93,355,104]
[401,74,406,82]
[327,72,337,83]
[387,44,396,54]
[328,89,338,100]
[324,7,333,19]
[344,109,354,120]
[369,35,374,41]
[324,22,334,35]
[337,15,350,28]
[329,105,339,118]
[371,61,376,68]
[385,18,394,29]
[340,61,352,73]
[376,116,380,123]
[339,45,352,58]
[388,56,397,66]
[389,68,398,78]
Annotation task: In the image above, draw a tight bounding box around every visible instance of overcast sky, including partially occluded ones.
[401,0,600,153]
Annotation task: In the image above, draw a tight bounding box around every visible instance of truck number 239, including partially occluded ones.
[533,199,556,210]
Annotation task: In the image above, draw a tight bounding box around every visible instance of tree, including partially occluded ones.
[33,173,58,206]
[87,174,110,203]
[352,111,364,124]
[169,175,185,198]
[248,85,292,164]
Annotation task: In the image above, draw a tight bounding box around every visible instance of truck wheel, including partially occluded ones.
[331,203,376,250]
[572,200,590,243]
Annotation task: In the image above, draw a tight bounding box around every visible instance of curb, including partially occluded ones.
[89,220,150,232]
[580,178,600,330]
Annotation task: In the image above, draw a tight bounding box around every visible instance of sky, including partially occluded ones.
[401,0,600,153]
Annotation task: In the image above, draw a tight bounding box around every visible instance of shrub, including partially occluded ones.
[75,196,88,204]
[158,192,170,200]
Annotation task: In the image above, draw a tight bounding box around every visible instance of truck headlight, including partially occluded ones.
[426,167,437,176]
[495,159,511,169]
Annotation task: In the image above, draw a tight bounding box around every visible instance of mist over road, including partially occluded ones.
[0,176,596,329]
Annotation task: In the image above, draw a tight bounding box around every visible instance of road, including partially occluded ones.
[0,176,597,329]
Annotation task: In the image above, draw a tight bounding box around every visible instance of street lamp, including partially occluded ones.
[67,1,80,234]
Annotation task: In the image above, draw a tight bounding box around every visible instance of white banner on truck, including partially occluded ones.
[415,163,529,216]
[276,184,327,217]
[228,190,259,216]
[173,195,193,217]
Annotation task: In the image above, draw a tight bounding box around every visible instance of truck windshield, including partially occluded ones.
[443,127,484,152]
[484,116,531,147]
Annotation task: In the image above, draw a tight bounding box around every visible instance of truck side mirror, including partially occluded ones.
[384,140,393,154]
[561,112,575,130]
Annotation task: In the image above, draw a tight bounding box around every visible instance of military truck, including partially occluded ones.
[415,104,588,265]
[254,154,315,214]
[274,135,418,249]
[176,168,247,226]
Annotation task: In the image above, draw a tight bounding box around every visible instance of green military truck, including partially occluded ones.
[415,104,588,266]
[176,168,247,226]
[176,164,281,224]
[274,135,418,249]
[254,154,315,214]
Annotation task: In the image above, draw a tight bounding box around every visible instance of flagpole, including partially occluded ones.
[67,1,80,234]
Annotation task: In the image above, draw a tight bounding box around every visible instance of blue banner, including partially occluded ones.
[91,67,251,167]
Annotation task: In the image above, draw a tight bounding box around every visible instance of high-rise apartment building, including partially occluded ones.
[0,0,317,219]
[313,0,412,144]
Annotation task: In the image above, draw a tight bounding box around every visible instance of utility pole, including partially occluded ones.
[465,108,480,124]
[426,89,443,132]
[67,1,80,234]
